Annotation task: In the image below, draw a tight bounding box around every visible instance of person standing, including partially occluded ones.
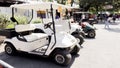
[55,10,60,19]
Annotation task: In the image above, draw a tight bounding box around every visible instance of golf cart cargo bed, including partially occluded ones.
[0,28,18,38]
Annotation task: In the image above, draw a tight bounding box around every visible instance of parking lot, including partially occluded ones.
[0,22,120,68]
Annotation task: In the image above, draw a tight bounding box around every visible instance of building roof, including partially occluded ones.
[0,0,25,7]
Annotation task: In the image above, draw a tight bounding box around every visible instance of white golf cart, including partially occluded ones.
[1,4,80,66]
[10,2,84,46]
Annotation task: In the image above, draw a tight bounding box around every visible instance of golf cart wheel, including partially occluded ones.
[87,30,96,38]
[71,46,80,55]
[54,51,72,66]
[73,34,84,45]
[5,43,16,55]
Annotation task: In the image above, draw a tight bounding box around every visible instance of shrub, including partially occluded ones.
[31,18,42,24]
[14,15,28,24]
[0,14,11,29]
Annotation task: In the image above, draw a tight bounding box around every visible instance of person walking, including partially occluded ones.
[104,14,110,29]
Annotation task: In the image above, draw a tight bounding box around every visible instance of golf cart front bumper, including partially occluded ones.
[65,43,80,53]
[62,36,79,52]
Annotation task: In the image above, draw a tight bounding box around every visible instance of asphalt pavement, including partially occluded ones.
[0,21,120,68]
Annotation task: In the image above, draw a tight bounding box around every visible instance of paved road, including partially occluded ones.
[0,52,78,68]
[0,22,120,68]
[78,23,120,68]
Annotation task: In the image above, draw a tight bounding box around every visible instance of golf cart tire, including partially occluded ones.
[87,30,96,38]
[73,34,84,45]
[54,50,72,66]
[71,45,80,55]
[4,43,16,56]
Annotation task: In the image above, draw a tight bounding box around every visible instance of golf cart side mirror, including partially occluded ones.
[10,17,19,24]
[10,17,17,22]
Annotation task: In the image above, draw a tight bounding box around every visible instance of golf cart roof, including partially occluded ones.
[10,2,72,10]
[0,0,25,7]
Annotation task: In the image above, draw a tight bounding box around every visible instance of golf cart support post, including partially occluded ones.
[50,4,56,49]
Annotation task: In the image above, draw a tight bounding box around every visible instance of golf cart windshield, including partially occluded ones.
[0,7,33,29]
[11,3,71,32]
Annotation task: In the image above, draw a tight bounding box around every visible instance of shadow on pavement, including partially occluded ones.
[0,52,79,68]
[84,37,96,40]
[105,28,120,33]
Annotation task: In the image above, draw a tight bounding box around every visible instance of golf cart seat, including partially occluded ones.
[15,24,48,42]
[15,24,36,33]
[23,33,48,42]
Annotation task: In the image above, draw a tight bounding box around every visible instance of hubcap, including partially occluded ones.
[6,46,12,54]
[55,54,65,64]
[89,33,94,37]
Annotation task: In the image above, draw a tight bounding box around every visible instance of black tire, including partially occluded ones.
[54,51,72,66]
[4,43,16,56]
[73,34,84,45]
[87,30,96,38]
[71,46,80,55]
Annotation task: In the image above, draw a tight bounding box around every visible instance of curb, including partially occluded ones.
[0,60,14,68]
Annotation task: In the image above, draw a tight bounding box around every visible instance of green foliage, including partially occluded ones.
[6,23,14,28]
[14,15,28,24]
[89,7,96,13]
[56,0,67,5]
[79,0,120,12]
[32,18,42,24]
[53,0,120,12]
[0,14,11,29]
[0,13,29,29]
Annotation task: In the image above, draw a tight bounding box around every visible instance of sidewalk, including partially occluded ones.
[0,44,5,53]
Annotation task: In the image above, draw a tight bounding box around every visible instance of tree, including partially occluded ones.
[53,0,120,12]
[56,0,66,5]
[79,0,120,12]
